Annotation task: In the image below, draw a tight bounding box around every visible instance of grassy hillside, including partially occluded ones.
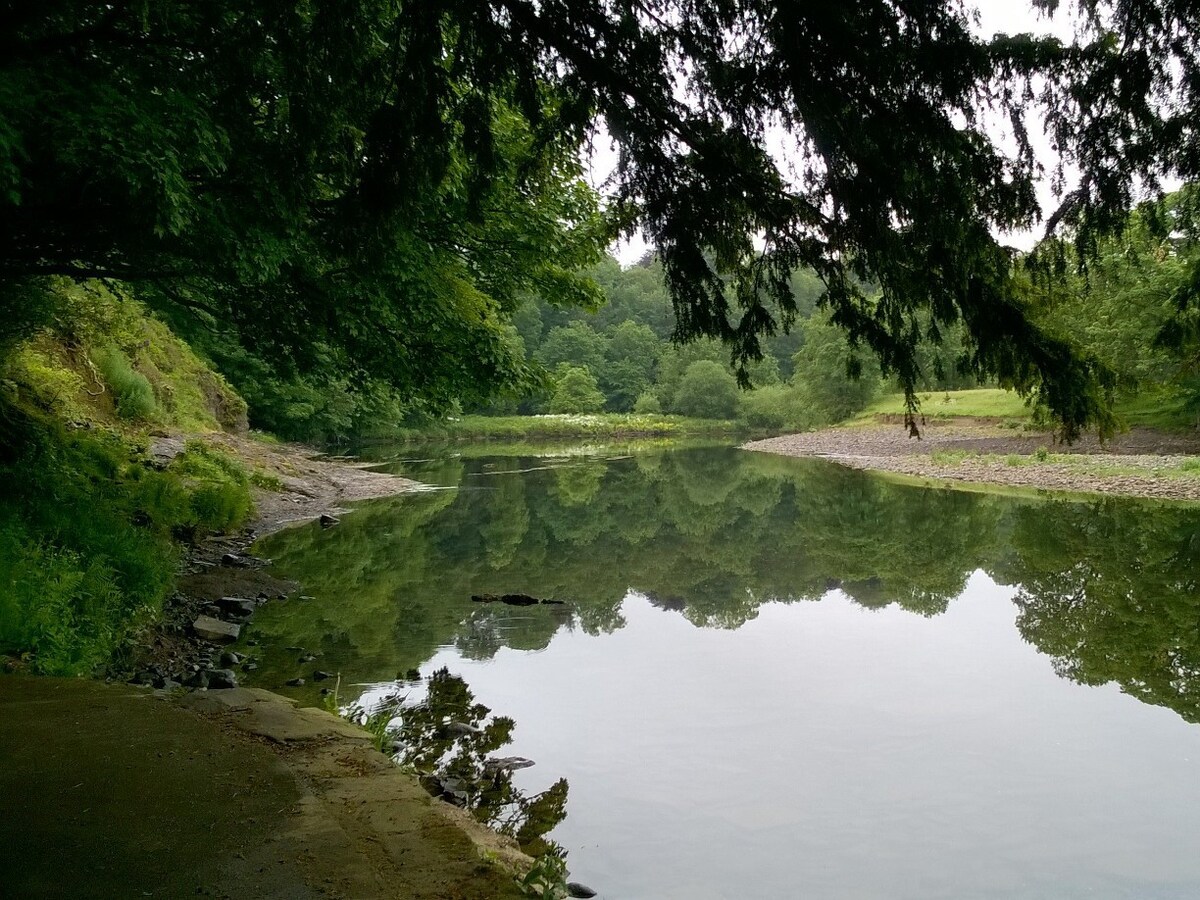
[2,279,246,434]
[0,281,256,676]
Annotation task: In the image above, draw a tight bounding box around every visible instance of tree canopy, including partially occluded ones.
[5,1,1200,432]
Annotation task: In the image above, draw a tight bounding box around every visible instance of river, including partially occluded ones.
[239,442,1200,899]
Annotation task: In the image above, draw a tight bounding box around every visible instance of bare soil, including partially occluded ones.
[744,420,1200,502]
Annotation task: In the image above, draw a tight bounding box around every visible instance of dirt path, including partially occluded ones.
[0,677,529,899]
[744,421,1200,502]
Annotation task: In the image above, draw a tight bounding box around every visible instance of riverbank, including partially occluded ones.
[744,420,1200,502]
[6,437,549,898]
[119,433,425,690]
[0,676,530,899]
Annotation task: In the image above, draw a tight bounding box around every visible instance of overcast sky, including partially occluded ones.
[590,1,1082,264]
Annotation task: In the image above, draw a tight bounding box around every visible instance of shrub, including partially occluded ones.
[632,391,662,414]
[739,384,794,429]
[549,366,605,414]
[672,360,740,419]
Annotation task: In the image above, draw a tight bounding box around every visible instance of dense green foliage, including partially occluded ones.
[7,2,1200,434]
[1029,188,1200,429]
[495,256,959,430]
[1,0,606,420]
[0,422,253,675]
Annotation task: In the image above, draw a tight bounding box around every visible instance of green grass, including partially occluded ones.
[851,388,1034,424]
[4,279,246,434]
[1112,386,1200,432]
[0,418,256,676]
[852,385,1200,434]
[388,413,744,444]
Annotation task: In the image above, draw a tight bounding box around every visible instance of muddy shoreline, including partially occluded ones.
[122,434,424,690]
[744,420,1200,502]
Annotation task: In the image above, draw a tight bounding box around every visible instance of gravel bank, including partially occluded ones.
[744,421,1200,502]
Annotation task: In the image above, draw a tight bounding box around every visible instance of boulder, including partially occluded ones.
[207,669,238,689]
[499,593,539,606]
[567,884,597,898]
[192,615,240,643]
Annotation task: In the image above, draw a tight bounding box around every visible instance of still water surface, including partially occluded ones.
[244,444,1200,898]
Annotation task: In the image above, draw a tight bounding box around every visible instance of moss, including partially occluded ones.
[5,279,246,434]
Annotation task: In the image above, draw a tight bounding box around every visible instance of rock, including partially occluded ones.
[471,592,544,606]
[500,593,539,606]
[192,615,240,643]
[207,669,238,689]
[216,597,256,618]
[298,654,317,663]
[298,595,316,602]
[482,756,536,775]
[312,670,333,681]
[241,661,258,672]
[286,677,305,687]
[158,679,182,692]
[567,883,597,898]
[219,651,243,667]
[319,514,340,528]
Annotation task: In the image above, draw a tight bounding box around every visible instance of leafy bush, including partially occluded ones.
[164,442,254,533]
[672,360,740,419]
[632,391,662,414]
[739,384,795,430]
[549,366,605,413]
[94,347,157,420]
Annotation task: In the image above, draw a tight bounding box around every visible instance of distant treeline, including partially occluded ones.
[183,189,1200,440]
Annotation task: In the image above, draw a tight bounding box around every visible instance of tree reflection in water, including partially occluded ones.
[252,446,1200,726]
[354,667,568,857]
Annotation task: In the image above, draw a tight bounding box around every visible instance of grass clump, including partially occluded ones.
[929,449,973,466]
[94,346,158,421]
